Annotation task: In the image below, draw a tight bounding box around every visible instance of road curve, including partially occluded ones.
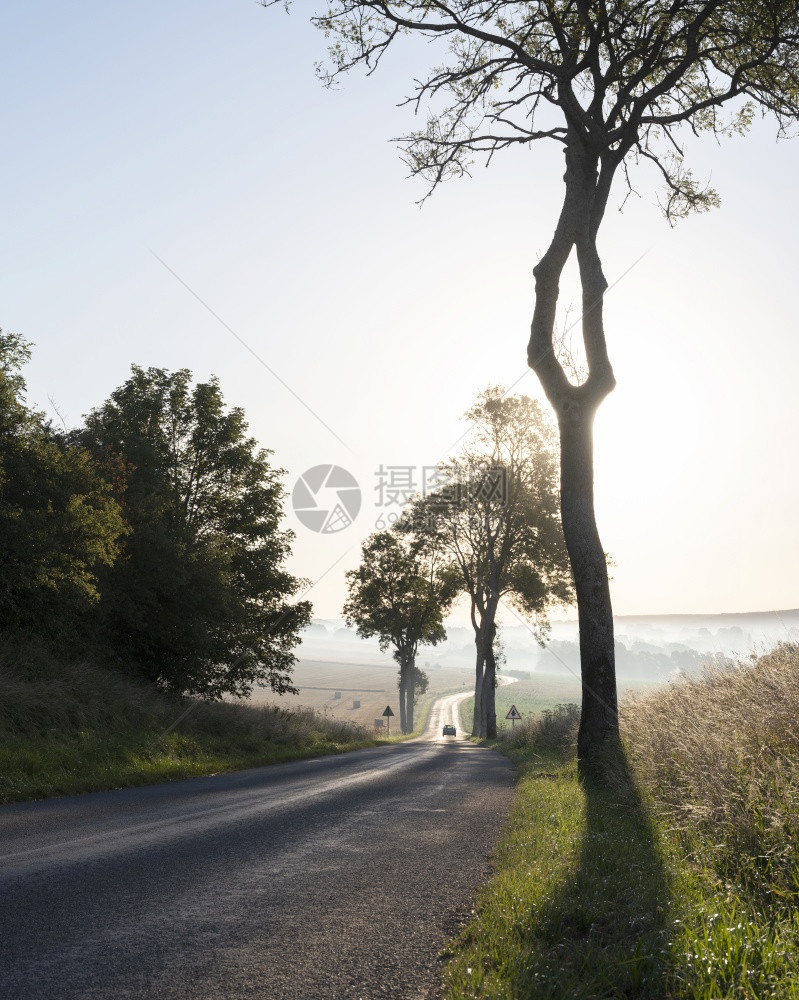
[0,692,515,1000]
[425,675,518,743]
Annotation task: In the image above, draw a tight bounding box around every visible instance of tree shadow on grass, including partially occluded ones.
[514,742,675,999]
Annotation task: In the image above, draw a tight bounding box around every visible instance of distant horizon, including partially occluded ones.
[297,603,797,685]
[308,606,799,629]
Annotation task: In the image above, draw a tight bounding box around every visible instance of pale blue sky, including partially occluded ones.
[3,2,798,621]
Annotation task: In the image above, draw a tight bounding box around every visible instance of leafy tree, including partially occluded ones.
[81,366,310,698]
[402,388,572,738]
[270,0,799,771]
[343,530,458,732]
[408,662,429,705]
[0,331,125,636]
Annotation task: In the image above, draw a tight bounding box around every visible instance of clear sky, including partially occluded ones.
[2,2,798,622]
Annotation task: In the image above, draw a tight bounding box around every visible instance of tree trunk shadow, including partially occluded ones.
[518,742,674,998]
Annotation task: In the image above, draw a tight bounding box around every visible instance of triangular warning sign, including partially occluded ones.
[382,705,394,717]
[505,704,522,720]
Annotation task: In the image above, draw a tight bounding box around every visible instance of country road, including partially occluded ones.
[0,691,515,1000]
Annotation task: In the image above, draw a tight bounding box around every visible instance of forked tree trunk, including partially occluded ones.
[528,136,620,777]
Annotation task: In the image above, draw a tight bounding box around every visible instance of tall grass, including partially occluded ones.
[622,644,799,905]
[443,645,799,999]
[621,644,799,998]
[0,635,375,803]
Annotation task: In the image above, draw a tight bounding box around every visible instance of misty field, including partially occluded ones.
[250,660,663,741]
[460,671,663,734]
[248,658,474,733]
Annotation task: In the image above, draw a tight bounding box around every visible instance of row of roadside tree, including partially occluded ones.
[344,387,574,738]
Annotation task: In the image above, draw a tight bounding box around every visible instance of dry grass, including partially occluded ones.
[496,700,581,754]
[0,635,374,803]
[0,640,163,737]
[622,643,799,902]
[444,645,799,998]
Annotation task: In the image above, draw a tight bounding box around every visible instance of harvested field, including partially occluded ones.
[248,658,473,732]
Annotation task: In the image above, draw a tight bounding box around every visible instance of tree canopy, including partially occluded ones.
[81,366,311,699]
[301,0,799,214]
[0,331,125,636]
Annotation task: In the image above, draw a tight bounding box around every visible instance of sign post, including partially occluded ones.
[505,704,522,728]
[382,705,394,736]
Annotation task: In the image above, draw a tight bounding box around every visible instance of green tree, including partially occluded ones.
[408,662,429,706]
[402,388,573,739]
[271,0,799,771]
[0,330,125,636]
[343,530,458,733]
[81,366,310,698]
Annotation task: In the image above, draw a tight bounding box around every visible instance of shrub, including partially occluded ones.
[499,701,580,754]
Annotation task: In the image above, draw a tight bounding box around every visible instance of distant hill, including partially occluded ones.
[298,608,799,684]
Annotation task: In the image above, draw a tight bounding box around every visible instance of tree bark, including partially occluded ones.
[480,642,498,739]
[397,650,408,734]
[472,633,485,737]
[527,136,619,777]
[405,655,415,733]
[473,617,494,736]
[559,405,618,771]
[476,604,499,739]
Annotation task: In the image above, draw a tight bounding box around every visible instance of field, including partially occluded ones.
[250,662,667,738]
[249,658,474,733]
[460,671,663,732]
[492,675,581,729]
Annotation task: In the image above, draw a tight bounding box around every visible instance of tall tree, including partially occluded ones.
[402,388,572,738]
[0,331,125,637]
[343,530,457,733]
[270,0,799,772]
[81,366,310,699]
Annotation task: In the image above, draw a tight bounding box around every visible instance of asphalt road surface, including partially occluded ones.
[0,692,515,1000]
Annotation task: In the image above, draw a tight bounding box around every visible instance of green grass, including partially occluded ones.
[442,723,678,998]
[459,673,582,734]
[0,724,382,804]
[442,649,799,999]
[461,673,664,736]
[0,640,385,803]
[0,633,454,804]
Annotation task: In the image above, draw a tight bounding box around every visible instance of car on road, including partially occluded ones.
[442,724,456,736]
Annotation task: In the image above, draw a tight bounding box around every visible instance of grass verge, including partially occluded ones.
[441,647,799,999]
[0,639,382,804]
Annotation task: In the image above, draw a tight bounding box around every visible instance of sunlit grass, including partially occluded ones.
[443,646,799,999]
[0,640,381,803]
[459,673,583,736]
